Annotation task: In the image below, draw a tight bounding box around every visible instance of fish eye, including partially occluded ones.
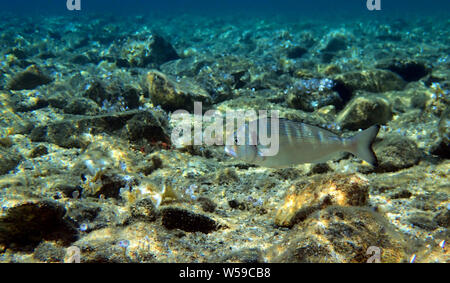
[234,137,239,144]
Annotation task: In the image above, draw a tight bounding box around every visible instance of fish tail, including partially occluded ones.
[347,125,380,166]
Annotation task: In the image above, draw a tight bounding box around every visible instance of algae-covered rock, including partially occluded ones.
[337,95,392,130]
[117,33,179,67]
[0,200,78,251]
[376,59,430,82]
[269,206,409,263]
[319,33,349,62]
[286,78,343,112]
[275,174,369,227]
[0,147,22,175]
[333,69,406,93]
[7,65,53,90]
[161,207,218,233]
[129,198,158,222]
[33,241,66,263]
[29,109,170,148]
[431,108,450,159]
[374,134,422,172]
[125,110,170,144]
[146,70,211,111]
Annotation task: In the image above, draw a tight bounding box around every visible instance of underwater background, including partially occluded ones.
[0,0,448,262]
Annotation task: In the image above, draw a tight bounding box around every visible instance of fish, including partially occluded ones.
[224,118,379,168]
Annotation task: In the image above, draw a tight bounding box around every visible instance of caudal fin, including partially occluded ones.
[347,125,380,166]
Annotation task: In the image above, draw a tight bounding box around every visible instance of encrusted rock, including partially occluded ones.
[374,134,422,172]
[146,70,211,111]
[7,65,52,90]
[431,108,450,159]
[333,69,406,93]
[130,198,158,222]
[0,200,78,251]
[0,147,22,175]
[286,78,343,112]
[29,110,169,148]
[117,33,179,67]
[83,81,141,110]
[337,95,392,130]
[377,59,430,82]
[275,174,369,227]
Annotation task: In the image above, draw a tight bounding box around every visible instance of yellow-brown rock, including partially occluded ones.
[275,173,369,227]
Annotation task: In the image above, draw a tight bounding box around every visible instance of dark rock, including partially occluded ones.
[308,163,332,175]
[83,81,141,110]
[7,65,53,90]
[431,108,450,159]
[213,248,263,263]
[146,70,211,111]
[65,201,101,225]
[0,200,78,251]
[83,81,111,106]
[84,171,131,199]
[433,210,450,228]
[390,189,412,199]
[117,33,179,67]
[38,52,56,59]
[161,207,218,233]
[160,57,213,77]
[275,174,369,227]
[130,198,158,222]
[286,46,308,59]
[322,35,348,53]
[411,92,429,109]
[0,137,13,148]
[29,110,169,148]
[269,206,408,263]
[47,121,86,148]
[377,59,430,82]
[63,98,99,115]
[333,69,406,93]
[29,144,48,158]
[33,242,65,263]
[337,95,392,130]
[198,197,217,213]
[374,135,422,172]
[70,54,91,65]
[137,155,164,176]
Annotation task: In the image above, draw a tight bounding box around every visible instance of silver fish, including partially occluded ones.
[224,118,379,168]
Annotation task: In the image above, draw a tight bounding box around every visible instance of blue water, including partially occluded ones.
[1,0,449,16]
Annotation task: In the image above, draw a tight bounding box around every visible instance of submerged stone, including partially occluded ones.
[374,135,422,172]
[377,59,430,82]
[7,65,52,90]
[146,70,211,111]
[117,33,179,67]
[269,206,408,263]
[0,200,78,251]
[275,174,369,227]
[337,95,392,131]
[161,207,218,233]
[333,69,406,93]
